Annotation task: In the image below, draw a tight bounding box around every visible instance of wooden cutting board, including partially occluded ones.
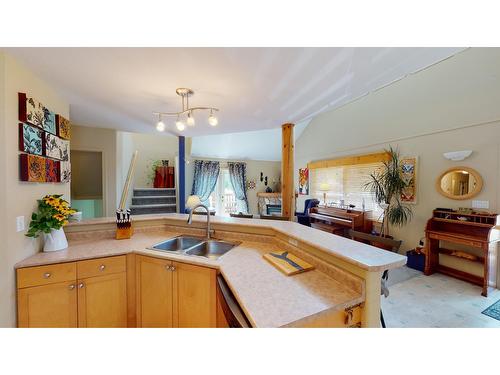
[263,251,314,276]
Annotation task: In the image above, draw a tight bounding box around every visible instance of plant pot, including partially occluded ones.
[43,228,68,252]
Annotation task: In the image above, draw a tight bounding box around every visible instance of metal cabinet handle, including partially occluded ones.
[78,282,84,289]
[170,266,176,271]
[43,272,51,279]
[69,284,75,290]
[165,265,171,271]
[99,264,106,271]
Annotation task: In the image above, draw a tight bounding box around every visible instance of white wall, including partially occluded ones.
[0,52,70,327]
[295,48,500,254]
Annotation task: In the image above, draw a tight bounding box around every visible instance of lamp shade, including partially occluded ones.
[319,183,331,191]
[186,195,202,209]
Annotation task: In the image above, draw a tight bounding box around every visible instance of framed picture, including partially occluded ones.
[43,107,57,135]
[298,168,309,195]
[18,93,45,128]
[56,114,71,140]
[19,153,46,182]
[60,161,71,183]
[45,133,69,161]
[45,158,60,182]
[400,156,418,204]
[19,123,44,156]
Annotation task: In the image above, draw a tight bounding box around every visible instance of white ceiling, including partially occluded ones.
[4,47,465,136]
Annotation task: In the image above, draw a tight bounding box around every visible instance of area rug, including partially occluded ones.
[482,299,500,321]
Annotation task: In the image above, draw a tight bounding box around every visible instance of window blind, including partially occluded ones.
[310,162,384,221]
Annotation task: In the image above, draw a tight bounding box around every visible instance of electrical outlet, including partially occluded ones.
[16,216,25,232]
[472,200,489,209]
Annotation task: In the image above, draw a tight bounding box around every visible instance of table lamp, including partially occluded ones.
[186,195,202,210]
[319,183,330,206]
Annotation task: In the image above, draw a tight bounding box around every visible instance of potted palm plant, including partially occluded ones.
[364,146,413,237]
[26,195,77,251]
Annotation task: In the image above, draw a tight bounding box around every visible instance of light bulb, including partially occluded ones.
[208,114,218,126]
[156,120,165,132]
[186,111,195,126]
[176,119,185,131]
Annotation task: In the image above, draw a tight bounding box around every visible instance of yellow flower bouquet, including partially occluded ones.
[26,194,77,237]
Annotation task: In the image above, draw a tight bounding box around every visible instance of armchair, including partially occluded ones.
[295,199,319,227]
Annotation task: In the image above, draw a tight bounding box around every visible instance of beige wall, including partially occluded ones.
[0,52,70,327]
[125,132,178,188]
[295,48,500,256]
[185,154,281,215]
[71,125,117,217]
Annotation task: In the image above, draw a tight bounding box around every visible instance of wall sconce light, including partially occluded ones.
[443,150,472,161]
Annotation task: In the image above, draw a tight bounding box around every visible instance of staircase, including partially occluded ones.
[130,188,177,215]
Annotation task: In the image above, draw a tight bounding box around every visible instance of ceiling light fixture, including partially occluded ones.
[155,114,165,132]
[175,115,185,131]
[186,111,195,126]
[153,88,219,132]
[208,109,218,126]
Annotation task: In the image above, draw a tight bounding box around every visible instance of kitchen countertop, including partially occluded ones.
[15,229,363,328]
[66,213,407,272]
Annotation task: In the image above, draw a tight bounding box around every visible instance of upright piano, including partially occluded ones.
[309,206,369,236]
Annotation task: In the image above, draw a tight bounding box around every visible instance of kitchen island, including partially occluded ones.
[15,214,406,328]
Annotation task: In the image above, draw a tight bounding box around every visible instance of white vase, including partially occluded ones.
[43,228,68,252]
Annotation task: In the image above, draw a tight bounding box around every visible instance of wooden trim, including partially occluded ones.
[308,151,390,170]
[435,166,483,200]
[256,192,281,198]
[126,253,136,327]
[281,123,294,220]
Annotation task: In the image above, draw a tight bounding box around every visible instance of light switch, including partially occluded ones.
[472,200,489,209]
[16,216,25,232]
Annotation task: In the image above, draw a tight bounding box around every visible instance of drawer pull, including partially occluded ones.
[78,282,84,289]
[68,284,75,290]
[43,272,51,279]
[99,264,106,271]
[170,266,176,272]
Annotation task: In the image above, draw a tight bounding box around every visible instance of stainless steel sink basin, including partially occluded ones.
[185,240,239,260]
[150,236,204,252]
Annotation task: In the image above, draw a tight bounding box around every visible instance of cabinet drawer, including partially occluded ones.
[17,262,76,289]
[77,256,126,279]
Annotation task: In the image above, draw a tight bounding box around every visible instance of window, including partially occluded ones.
[310,162,384,221]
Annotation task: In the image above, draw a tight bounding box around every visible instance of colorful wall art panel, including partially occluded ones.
[60,161,71,183]
[43,107,57,134]
[45,158,61,182]
[400,156,418,204]
[18,93,45,128]
[19,123,44,156]
[56,114,71,140]
[298,168,309,195]
[45,133,69,161]
[20,154,46,182]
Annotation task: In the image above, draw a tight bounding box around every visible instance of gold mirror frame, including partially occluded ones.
[436,166,483,200]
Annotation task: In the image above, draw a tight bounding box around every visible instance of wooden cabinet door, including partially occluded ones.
[18,281,77,328]
[173,262,216,328]
[77,273,127,328]
[136,255,173,327]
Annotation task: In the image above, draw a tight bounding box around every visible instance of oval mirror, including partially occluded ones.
[436,167,483,200]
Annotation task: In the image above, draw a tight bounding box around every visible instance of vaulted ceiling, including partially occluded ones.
[5,47,464,136]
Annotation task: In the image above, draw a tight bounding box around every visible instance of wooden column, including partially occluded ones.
[281,123,295,220]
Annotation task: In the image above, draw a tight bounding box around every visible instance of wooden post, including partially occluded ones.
[281,123,295,220]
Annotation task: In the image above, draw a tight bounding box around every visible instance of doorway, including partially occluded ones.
[209,168,237,217]
[70,150,104,219]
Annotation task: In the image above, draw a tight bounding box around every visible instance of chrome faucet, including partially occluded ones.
[187,204,212,240]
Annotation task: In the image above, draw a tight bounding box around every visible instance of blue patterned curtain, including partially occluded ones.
[191,160,220,205]
[228,162,249,213]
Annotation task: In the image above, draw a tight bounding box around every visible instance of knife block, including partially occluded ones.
[116,222,133,240]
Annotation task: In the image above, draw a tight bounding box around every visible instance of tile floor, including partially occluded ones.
[381,267,500,328]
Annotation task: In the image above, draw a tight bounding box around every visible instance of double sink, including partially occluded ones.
[149,235,240,260]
